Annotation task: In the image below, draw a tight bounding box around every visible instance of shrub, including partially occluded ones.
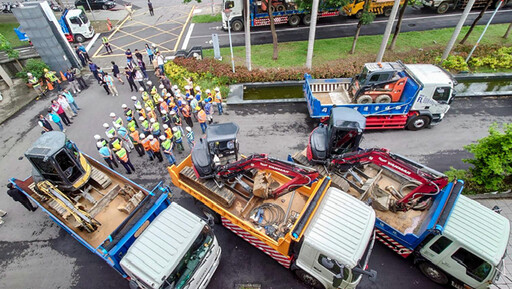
[16,59,49,82]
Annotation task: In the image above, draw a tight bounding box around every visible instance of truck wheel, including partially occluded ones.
[302,14,311,25]
[276,4,286,11]
[418,262,449,285]
[355,10,363,18]
[74,34,85,43]
[288,15,301,27]
[375,94,392,103]
[102,4,109,10]
[436,2,449,13]
[231,19,244,32]
[295,269,325,289]
[197,203,221,224]
[356,95,373,104]
[384,7,392,17]
[407,115,430,131]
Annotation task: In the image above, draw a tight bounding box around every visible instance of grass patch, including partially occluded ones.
[0,22,27,48]
[203,24,512,70]
[192,13,222,23]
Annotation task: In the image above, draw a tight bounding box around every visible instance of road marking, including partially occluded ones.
[174,6,195,52]
[86,33,100,52]
[92,11,132,58]
[182,23,195,50]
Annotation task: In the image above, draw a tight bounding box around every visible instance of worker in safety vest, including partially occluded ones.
[197,107,207,134]
[102,36,113,54]
[131,95,142,111]
[113,143,135,174]
[122,104,138,128]
[97,141,118,170]
[27,72,45,98]
[115,124,133,152]
[163,124,173,139]
[158,98,168,114]
[126,116,137,131]
[44,68,61,91]
[161,110,171,127]
[204,97,214,125]
[103,123,117,138]
[170,110,184,135]
[107,134,123,152]
[189,95,199,121]
[185,126,195,150]
[94,134,108,150]
[129,127,145,157]
[146,106,157,122]
[172,127,184,152]
[150,118,160,137]
[139,116,151,136]
[148,135,163,162]
[180,102,193,128]
[135,104,146,119]
[214,87,223,115]
[159,135,176,165]
[140,133,154,161]
[110,112,124,128]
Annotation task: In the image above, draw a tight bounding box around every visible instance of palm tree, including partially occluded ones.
[351,0,373,54]
[389,0,408,50]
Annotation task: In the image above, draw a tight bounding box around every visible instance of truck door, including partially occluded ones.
[314,254,353,288]
[425,86,452,115]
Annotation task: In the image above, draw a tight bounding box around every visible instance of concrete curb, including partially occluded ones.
[467,192,512,200]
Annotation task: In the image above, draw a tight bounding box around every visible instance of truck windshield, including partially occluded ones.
[162,225,214,289]
[79,11,89,24]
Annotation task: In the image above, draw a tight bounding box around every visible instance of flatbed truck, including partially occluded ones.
[11,132,220,289]
[343,0,406,18]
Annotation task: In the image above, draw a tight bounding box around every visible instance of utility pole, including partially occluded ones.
[376,0,400,62]
[306,0,319,69]
[441,0,476,61]
[244,0,252,71]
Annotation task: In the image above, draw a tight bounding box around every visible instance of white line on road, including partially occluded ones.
[86,33,100,52]
[182,23,195,50]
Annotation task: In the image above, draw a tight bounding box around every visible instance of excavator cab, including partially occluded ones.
[308,107,366,162]
[25,131,91,192]
[192,123,239,178]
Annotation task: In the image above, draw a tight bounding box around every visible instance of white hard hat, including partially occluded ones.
[107,134,114,138]
[205,89,210,94]
[195,86,200,91]
[149,135,154,140]
[158,98,164,102]
[140,133,146,138]
[110,113,116,117]
[131,96,137,101]
[184,85,190,90]
[166,93,171,97]
[94,134,101,140]
[27,72,32,76]
[96,141,103,148]
[169,110,176,115]
[176,89,181,93]
[139,116,145,121]
[159,135,166,141]
[172,85,178,90]
[161,110,166,114]
[186,126,192,132]
[163,124,168,129]
[172,127,177,132]
[147,81,152,85]
[152,43,156,47]
[146,107,151,112]
[150,118,155,123]
[139,87,144,92]
[135,104,142,109]
[214,87,220,91]
[121,104,127,109]
[103,123,110,128]
[159,84,164,89]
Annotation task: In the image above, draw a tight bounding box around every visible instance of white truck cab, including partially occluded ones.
[419,195,510,289]
[295,187,377,289]
[62,9,95,42]
[120,202,221,289]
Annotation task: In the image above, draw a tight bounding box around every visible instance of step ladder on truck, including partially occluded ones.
[169,122,378,289]
[11,131,221,289]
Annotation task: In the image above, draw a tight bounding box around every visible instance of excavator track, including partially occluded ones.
[291,151,350,192]
[89,167,112,190]
[180,166,235,208]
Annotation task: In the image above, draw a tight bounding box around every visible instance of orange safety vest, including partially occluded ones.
[164,128,172,139]
[215,92,222,103]
[149,139,160,152]
[141,137,151,151]
[138,108,146,119]
[160,102,168,113]
[115,148,129,162]
[181,105,191,118]
[147,110,156,121]
[130,130,140,143]
[198,110,207,123]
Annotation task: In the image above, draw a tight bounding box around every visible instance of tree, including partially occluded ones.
[389,0,408,51]
[0,33,19,59]
[459,0,493,45]
[351,0,374,54]
[260,0,279,60]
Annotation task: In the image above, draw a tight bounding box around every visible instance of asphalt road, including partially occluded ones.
[0,68,511,289]
[184,6,512,49]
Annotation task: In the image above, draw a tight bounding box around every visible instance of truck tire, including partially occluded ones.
[102,4,108,10]
[407,115,430,130]
[231,19,244,32]
[74,34,85,43]
[418,262,449,285]
[375,94,392,103]
[356,95,373,104]
[276,4,286,11]
[294,269,326,289]
[384,7,392,17]
[436,2,449,13]
[288,15,301,27]
[302,14,311,25]
[197,203,221,224]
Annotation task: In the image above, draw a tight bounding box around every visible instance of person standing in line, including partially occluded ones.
[52,100,72,126]
[88,61,101,84]
[115,124,134,152]
[150,118,161,138]
[148,0,154,16]
[204,98,214,124]
[129,127,145,157]
[38,114,53,134]
[75,45,86,66]
[27,73,45,99]
[155,52,165,75]
[189,95,199,121]
[78,44,91,62]
[159,135,175,165]
[134,69,147,92]
[149,135,163,162]
[98,142,118,170]
[111,61,125,85]
[140,133,154,161]
[103,72,119,96]
[94,134,109,150]
[145,43,154,63]
[172,127,184,152]
[160,74,172,94]
[125,66,137,92]
[62,89,80,114]
[113,144,136,174]
[47,109,65,132]
[58,94,76,118]
[44,68,61,92]
[186,126,195,149]
[64,69,81,94]
[139,116,151,136]
[7,183,37,211]
[180,102,193,128]
[214,87,223,115]
[0,209,6,225]
[197,107,207,134]
[102,36,113,54]
[71,67,88,90]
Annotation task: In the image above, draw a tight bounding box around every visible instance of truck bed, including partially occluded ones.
[14,155,149,249]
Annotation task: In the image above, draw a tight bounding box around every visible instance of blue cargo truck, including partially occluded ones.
[10,132,220,289]
[304,61,456,130]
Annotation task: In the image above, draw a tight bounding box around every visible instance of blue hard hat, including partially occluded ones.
[177,100,182,106]
[127,116,132,121]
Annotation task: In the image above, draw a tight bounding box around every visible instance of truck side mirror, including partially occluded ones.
[225,1,234,9]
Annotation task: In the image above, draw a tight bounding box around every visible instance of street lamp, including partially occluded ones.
[224,9,236,73]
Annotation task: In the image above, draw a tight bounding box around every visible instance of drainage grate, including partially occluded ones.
[235,284,261,289]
